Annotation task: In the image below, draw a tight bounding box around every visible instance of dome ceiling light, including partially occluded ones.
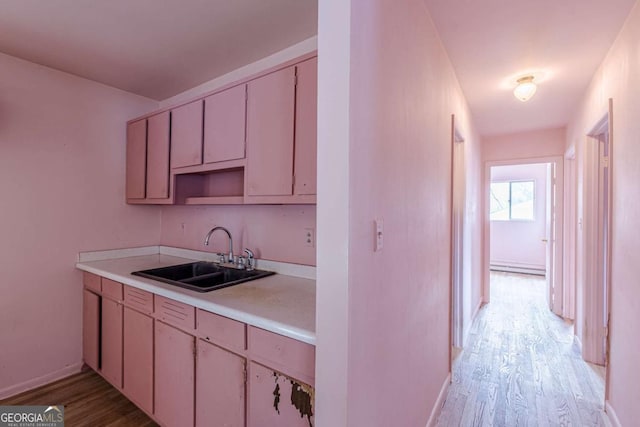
[513,76,537,102]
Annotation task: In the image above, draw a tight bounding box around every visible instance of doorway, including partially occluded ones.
[580,104,612,373]
[483,157,564,313]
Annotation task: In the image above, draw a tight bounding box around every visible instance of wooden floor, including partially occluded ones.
[437,272,608,427]
[0,369,157,427]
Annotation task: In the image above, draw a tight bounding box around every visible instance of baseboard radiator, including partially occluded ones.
[490,264,546,276]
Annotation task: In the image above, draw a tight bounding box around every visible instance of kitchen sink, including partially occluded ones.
[132,261,275,292]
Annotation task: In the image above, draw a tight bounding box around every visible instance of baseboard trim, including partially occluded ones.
[0,363,83,400]
[426,373,451,427]
[462,299,484,346]
[605,401,621,427]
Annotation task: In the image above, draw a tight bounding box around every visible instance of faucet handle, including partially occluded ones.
[243,248,255,270]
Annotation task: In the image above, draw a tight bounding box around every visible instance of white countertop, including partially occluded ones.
[76,252,316,345]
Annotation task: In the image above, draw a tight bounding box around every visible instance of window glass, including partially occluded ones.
[490,180,535,221]
[510,181,535,220]
[490,182,510,221]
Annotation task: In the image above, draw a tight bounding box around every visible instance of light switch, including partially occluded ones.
[375,219,383,252]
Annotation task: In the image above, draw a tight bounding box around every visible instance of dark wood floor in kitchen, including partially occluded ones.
[0,369,157,427]
[437,272,608,427]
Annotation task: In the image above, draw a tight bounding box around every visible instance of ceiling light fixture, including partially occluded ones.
[513,76,537,102]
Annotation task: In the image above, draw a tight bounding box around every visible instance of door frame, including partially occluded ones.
[562,146,577,320]
[482,155,564,312]
[450,115,465,357]
[581,100,613,379]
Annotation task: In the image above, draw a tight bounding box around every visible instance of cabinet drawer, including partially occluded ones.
[248,326,315,383]
[155,295,195,330]
[83,272,101,293]
[124,285,153,313]
[197,309,245,352]
[102,278,123,301]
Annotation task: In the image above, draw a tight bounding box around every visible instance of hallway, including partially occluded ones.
[437,272,607,426]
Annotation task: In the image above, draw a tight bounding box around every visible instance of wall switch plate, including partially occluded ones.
[375,219,383,252]
[304,227,315,247]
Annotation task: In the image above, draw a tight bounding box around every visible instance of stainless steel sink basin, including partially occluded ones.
[132,261,275,292]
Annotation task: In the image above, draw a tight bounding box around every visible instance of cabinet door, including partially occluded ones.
[126,119,147,200]
[146,111,171,199]
[155,321,195,427]
[294,57,317,196]
[171,100,203,169]
[204,85,247,164]
[101,298,123,388]
[196,340,245,427]
[123,307,153,414]
[248,362,314,427]
[246,67,296,197]
[82,290,100,371]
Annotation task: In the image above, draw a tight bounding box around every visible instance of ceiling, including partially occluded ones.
[424,0,637,136]
[0,0,317,100]
[1,0,634,134]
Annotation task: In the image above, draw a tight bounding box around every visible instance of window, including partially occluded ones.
[490,180,535,221]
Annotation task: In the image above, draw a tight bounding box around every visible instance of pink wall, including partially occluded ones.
[316,0,483,425]
[0,53,160,397]
[482,127,566,162]
[566,1,640,423]
[490,163,547,271]
[160,205,316,265]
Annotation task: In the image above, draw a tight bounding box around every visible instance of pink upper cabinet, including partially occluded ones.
[171,100,204,169]
[146,111,171,199]
[126,119,147,200]
[204,84,247,164]
[294,57,318,196]
[246,67,296,197]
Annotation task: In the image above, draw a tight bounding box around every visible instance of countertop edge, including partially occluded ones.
[76,261,316,346]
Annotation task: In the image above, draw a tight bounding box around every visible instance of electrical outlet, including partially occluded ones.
[375,219,383,252]
[304,227,315,247]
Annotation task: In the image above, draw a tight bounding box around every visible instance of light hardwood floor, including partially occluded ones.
[0,369,157,426]
[437,272,608,427]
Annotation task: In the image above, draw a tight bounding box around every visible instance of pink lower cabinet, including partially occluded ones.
[247,326,315,427]
[123,307,153,414]
[101,297,123,388]
[196,340,246,427]
[154,321,195,427]
[248,362,314,427]
[82,290,100,371]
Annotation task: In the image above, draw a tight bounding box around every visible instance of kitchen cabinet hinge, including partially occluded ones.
[243,368,247,384]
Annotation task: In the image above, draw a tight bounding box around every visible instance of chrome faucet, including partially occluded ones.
[243,248,255,271]
[204,226,234,262]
